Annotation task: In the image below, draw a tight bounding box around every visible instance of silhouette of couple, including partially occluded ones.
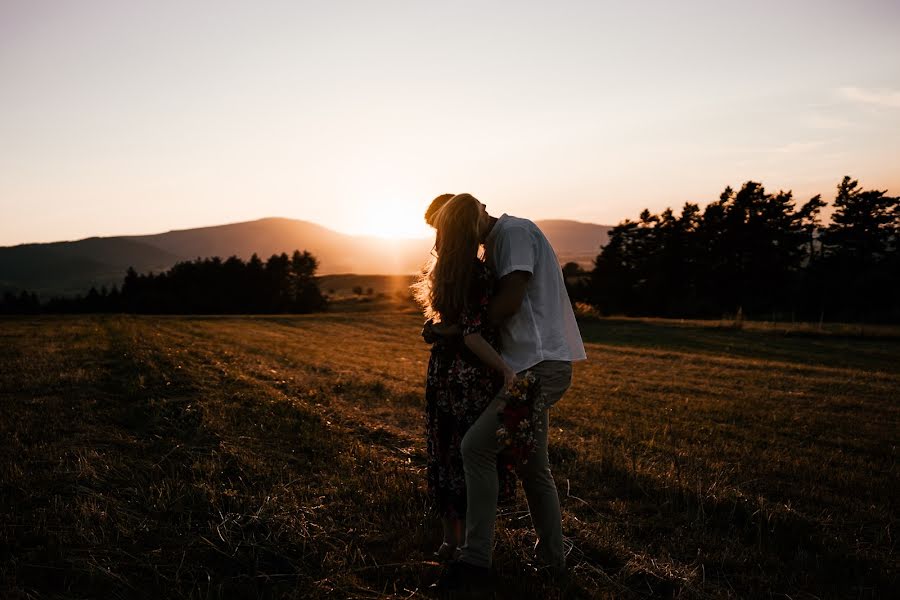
[414,193,586,594]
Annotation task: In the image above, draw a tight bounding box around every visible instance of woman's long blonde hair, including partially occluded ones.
[413,194,482,322]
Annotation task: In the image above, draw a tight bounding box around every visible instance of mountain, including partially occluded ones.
[126,218,432,275]
[535,220,611,265]
[537,220,611,255]
[0,217,610,297]
[0,238,182,297]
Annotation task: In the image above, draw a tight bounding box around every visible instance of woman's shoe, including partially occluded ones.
[433,542,459,563]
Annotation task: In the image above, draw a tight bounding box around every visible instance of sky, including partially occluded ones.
[1,0,899,245]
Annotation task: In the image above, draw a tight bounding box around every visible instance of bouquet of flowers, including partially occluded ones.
[497,371,545,470]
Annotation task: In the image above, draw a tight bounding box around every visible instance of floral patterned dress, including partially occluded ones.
[425,260,516,519]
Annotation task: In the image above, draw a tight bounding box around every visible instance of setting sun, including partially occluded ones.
[343,201,435,240]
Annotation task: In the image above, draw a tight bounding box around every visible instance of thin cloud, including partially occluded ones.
[774,141,826,154]
[804,113,853,130]
[839,86,900,109]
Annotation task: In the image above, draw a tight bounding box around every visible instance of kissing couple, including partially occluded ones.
[413,193,586,594]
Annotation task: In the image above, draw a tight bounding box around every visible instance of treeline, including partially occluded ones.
[0,250,326,315]
[572,176,900,323]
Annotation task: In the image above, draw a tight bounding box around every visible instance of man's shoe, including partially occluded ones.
[533,543,568,583]
[433,542,460,563]
[431,559,493,595]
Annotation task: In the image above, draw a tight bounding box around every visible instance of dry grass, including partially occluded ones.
[1,313,897,599]
[318,274,418,308]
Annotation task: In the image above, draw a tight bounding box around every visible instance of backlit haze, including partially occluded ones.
[2,0,899,246]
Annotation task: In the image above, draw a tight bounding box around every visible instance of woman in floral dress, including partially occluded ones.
[413,194,519,561]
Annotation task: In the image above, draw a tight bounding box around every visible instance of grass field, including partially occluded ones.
[1,313,897,599]
[315,274,420,314]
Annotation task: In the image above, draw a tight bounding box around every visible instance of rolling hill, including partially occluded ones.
[0,217,610,297]
[0,238,183,297]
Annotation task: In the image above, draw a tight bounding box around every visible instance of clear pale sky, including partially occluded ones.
[2,0,899,245]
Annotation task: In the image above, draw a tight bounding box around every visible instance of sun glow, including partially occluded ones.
[346,200,435,240]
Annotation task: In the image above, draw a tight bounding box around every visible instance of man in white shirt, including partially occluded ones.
[433,194,587,591]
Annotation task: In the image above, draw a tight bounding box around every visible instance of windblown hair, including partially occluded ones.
[413,194,482,322]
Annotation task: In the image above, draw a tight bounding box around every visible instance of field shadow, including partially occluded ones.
[4,319,429,599]
[577,317,900,372]
[549,440,895,598]
[6,315,896,599]
[92,319,454,599]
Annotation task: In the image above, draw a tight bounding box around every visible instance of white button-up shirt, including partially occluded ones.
[486,214,587,373]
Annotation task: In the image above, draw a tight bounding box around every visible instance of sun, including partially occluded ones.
[352,202,434,240]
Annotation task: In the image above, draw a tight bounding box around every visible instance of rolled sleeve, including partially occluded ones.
[493,226,535,278]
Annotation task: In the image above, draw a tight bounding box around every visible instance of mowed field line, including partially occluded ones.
[2,313,898,598]
[570,342,896,508]
[143,315,897,564]
[153,314,431,389]
[136,313,898,538]
[142,315,431,442]
[1,316,460,599]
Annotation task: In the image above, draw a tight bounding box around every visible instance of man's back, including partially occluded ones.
[485,214,586,374]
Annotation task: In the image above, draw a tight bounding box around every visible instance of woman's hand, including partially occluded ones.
[421,319,437,344]
[432,321,461,337]
[422,320,462,343]
[502,364,518,390]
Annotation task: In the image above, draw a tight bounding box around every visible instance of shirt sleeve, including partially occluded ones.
[492,225,535,278]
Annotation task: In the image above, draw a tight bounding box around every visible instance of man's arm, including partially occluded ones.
[488,270,531,325]
[464,332,517,389]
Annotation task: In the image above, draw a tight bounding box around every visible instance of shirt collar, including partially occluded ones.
[486,213,509,246]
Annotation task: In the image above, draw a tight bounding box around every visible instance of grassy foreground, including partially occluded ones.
[1,313,897,599]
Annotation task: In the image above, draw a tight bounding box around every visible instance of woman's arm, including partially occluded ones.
[464,333,517,389]
[433,321,461,337]
[421,320,461,343]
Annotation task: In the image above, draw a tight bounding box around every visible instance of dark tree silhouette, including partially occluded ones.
[2,250,327,315]
[817,177,900,321]
[0,290,40,315]
[585,176,898,323]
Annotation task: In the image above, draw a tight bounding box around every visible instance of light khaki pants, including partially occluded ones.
[459,360,573,568]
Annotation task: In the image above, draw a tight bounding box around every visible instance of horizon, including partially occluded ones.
[2,172,892,247]
[2,1,899,246]
[0,213,613,248]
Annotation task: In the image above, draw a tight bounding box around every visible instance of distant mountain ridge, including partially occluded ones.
[0,217,610,297]
[0,238,183,298]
